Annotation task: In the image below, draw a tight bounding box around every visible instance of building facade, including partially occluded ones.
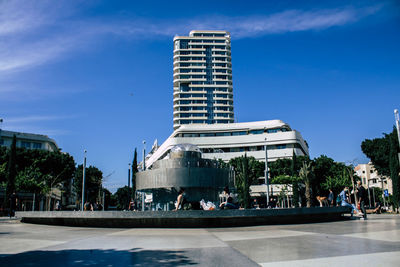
[173,30,234,129]
[144,120,309,169]
[0,130,59,152]
[354,162,393,194]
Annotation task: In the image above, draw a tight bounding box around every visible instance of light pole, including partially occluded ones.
[142,140,146,171]
[367,179,372,208]
[81,150,87,211]
[264,138,270,206]
[380,178,387,209]
[394,109,400,165]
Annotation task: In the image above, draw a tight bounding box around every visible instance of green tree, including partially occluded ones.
[103,188,113,210]
[291,150,300,207]
[228,154,264,208]
[361,127,400,212]
[321,171,352,194]
[15,165,45,194]
[299,161,314,208]
[269,155,309,178]
[131,148,138,199]
[0,146,7,184]
[6,135,17,201]
[389,129,400,212]
[271,175,302,185]
[74,165,103,204]
[114,186,131,210]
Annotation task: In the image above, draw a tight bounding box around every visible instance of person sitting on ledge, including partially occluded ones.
[175,188,187,211]
[339,186,361,216]
[220,187,239,209]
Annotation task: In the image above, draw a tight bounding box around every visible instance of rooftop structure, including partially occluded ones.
[173,30,233,129]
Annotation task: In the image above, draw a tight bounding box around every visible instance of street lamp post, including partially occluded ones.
[81,150,87,211]
[142,140,146,171]
[380,178,387,209]
[394,109,400,165]
[367,179,372,208]
[264,138,270,207]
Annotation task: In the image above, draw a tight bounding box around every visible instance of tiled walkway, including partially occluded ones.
[0,214,399,266]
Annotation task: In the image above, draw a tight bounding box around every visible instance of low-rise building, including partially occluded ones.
[354,162,393,194]
[0,129,59,152]
[144,120,309,169]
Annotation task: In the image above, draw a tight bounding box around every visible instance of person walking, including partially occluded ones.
[356,181,367,220]
[9,192,18,218]
[328,189,334,206]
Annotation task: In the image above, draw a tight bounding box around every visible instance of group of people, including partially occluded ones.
[337,180,368,219]
[83,201,103,211]
[174,187,240,211]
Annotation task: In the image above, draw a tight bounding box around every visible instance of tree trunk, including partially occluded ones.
[305,179,311,208]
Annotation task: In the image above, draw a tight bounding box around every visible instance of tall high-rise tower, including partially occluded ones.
[173,30,234,129]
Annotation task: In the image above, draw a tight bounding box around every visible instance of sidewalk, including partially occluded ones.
[0,217,20,223]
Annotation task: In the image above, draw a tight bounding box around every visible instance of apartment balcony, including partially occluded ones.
[173,102,207,108]
[173,66,206,71]
[213,110,234,114]
[174,59,206,64]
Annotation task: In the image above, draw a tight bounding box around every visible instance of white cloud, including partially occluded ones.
[5,115,76,124]
[0,1,385,76]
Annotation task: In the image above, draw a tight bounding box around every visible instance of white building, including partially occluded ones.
[354,162,393,194]
[0,130,59,152]
[173,30,234,129]
[145,120,309,169]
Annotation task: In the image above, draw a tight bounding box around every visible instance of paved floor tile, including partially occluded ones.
[0,214,399,266]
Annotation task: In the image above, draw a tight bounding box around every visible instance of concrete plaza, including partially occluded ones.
[0,215,399,266]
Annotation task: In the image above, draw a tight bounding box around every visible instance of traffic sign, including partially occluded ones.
[384,189,389,197]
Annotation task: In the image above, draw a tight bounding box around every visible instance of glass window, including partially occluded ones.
[232,131,247,136]
[32,143,42,149]
[180,40,189,49]
[200,133,215,137]
[249,130,264,135]
[21,141,31,149]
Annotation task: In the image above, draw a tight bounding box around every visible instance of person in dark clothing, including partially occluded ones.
[328,189,334,206]
[267,197,277,208]
[356,180,367,219]
[175,188,187,210]
[9,192,18,218]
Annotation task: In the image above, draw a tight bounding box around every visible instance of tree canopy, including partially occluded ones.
[0,144,75,196]
[361,127,400,210]
[74,165,103,203]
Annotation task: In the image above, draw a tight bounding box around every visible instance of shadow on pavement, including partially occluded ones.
[0,248,196,266]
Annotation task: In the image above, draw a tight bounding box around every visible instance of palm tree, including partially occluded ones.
[299,161,313,208]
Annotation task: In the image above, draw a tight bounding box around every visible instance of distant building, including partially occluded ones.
[0,129,59,152]
[144,120,309,170]
[0,129,64,212]
[173,30,234,129]
[354,162,393,194]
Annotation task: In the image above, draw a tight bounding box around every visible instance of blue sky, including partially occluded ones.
[1,0,399,192]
